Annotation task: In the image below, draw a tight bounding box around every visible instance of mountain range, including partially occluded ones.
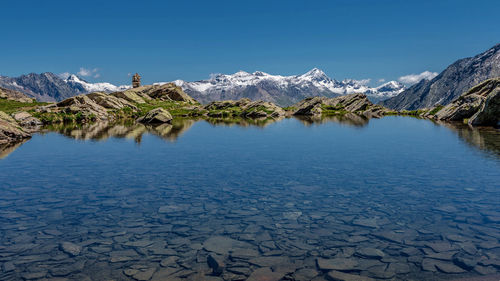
[0,73,129,102]
[2,43,498,108]
[170,68,405,106]
[382,43,500,110]
[0,69,405,105]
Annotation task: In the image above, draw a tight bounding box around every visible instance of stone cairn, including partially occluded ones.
[132,73,141,88]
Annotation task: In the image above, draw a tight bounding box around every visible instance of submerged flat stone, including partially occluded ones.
[327,270,375,281]
[60,242,82,256]
[355,248,385,259]
[247,267,284,281]
[203,236,253,255]
[316,258,358,271]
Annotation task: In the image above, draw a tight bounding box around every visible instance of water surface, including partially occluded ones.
[0,116,499,281]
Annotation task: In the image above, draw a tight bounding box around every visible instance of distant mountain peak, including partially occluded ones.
[382,43,500,110]
[301,68,329,80]
[0,72,130,102]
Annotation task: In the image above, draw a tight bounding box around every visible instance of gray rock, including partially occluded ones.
[327,270,375,281]
[247,267,284,281]
[293,268,319,281]
[60,242,82,256]
[316,258,358,271]
[203,236,253,255]
[432,78,500,127]
[133,268,157,281]
[137,108,173,124]
[355,248,385,259]
[207,254,225,275]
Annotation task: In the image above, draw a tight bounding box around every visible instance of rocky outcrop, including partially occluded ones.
[382,43,500,110]
[120,83,196,104]
[146,83,196,103]
[430,78,500,127]
[11,111,42,132]
[0,87,34,103]
[56,95,110,121]
[204,98,285,119]
[110,91,147,104]
[0,111,31,144]
[292,93,390,117]
[137,108,173,124]
[87,92,137,110]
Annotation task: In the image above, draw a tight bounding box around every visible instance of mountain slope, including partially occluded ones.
[382,43,500,110]
[170,69,404,106]
[0,73,130,102]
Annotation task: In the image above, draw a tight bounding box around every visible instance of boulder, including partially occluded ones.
[432,78,500,127]
[242,100,286,118]
[57,95,109,121]
[469,86,500,126]
[111,90,146,104]
[291,94,387,117]
[60,242,82,256]
[86,92,137,110]
[137,108,173,124]
[146,83,196,103]
[0,111,31,144]
[11,111,42,131]
[204,98,285,119]
[121,83,196,103]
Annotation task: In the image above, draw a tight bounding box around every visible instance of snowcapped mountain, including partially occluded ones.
[169,68,405,106]
[0,72,130,102]
[64,74,130,94]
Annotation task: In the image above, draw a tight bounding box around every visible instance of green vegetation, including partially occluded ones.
[137,100,205,117]
[320,104,348,116]
[398,109,428,116]
[282,106,296,111]
[428,105,444,115]
[0,98,48,114]
[206,106,243,118]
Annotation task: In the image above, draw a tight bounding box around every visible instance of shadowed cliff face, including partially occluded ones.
[382,43,500,110]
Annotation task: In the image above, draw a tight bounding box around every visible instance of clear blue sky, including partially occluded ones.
[1,0,499,85]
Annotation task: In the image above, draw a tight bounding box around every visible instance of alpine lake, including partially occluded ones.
[0,115,499,281]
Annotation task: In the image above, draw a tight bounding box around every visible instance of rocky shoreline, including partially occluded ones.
[1,79,499,145]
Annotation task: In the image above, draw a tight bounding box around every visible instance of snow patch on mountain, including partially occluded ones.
[64,74,130,93]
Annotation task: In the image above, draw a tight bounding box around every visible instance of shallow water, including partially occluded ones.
[0,116,499,281]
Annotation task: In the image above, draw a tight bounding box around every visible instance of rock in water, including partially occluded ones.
[247,267,284,281]
[207,253,225,275]
[203,236,253,255]
[204,98,285,119]
[60,242,82,256]
[0,111,31,144]
[291,94,389,117]
[327,270,375,281]
[355,248,385,259]
[86,92,137,110]
[56,95,110,121]
[11,111,42,131]
[137,108,173,124]
[431,77,500,127]
[316,257,359,271]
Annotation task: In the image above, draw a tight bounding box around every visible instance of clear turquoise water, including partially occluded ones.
[0,116,499,280]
